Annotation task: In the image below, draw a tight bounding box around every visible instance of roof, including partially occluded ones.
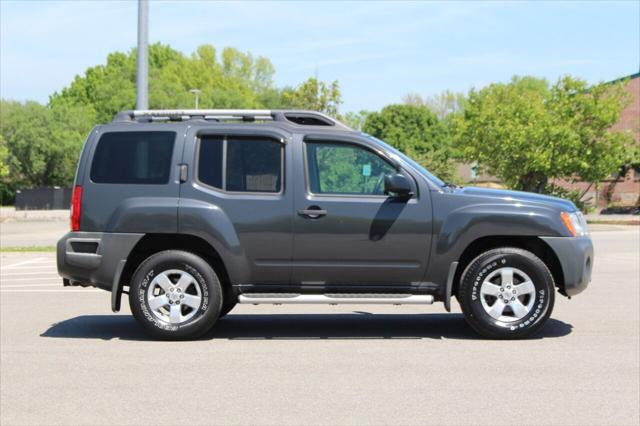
[605,71,640,86]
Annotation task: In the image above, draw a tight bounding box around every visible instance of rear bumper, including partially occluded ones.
[540,236,594,297]
[57,232,143,292]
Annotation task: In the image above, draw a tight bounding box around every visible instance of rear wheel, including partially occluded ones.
[129,250,222,340]
[458,247,555,339]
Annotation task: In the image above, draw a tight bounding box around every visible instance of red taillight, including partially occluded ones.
[70,185,83,231]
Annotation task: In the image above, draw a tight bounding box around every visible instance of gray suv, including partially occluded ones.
[57,109,593,340]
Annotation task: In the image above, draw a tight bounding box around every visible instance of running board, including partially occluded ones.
[238,293,434,305]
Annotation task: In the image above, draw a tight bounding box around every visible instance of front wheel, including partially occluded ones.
[129,250,223,340]
[458,247,555,339]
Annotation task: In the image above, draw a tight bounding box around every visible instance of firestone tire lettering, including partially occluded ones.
[457,247,555,339]
[128,250,223,340]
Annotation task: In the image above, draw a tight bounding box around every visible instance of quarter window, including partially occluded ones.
[305,142,396,195]
[90,131,175,184]
[198,136,282,193]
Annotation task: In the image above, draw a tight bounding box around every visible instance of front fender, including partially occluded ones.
[437,202,565,255]
[427,195,568,289]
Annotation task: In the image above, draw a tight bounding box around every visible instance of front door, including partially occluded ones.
[291,136,432,289]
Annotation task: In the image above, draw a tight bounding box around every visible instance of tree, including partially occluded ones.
[49,43,341,122]
[49,43,281,123]
[280,78,342,116]
[0,135,8,179]
[1,43,344,204]
[0,100,95,195]
[363,104,455,181]
[403,90,466,120]
[453,75,634,193]
[341,110,371,130]
[0,134,9,203]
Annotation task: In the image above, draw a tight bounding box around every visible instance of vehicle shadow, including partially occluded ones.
[41,312,573,341]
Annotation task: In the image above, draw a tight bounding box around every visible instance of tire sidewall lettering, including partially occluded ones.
[137,263,209,332]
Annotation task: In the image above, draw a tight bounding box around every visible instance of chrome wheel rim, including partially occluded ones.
[479,267,536,322]
[146,269,202,325]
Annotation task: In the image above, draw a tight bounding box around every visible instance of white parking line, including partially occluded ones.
[1,271,60,276]
[0,265,55,270]
[0,280,60,286]
[0,257,49,269]
[0,289,102,293]
[0,284,62,288]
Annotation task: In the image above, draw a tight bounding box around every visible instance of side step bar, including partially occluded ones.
[238,293,434,305]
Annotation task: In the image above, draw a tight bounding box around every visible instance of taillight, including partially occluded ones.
[70,185,83,231]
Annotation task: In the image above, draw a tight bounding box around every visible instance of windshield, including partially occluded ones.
[362,134,446,187]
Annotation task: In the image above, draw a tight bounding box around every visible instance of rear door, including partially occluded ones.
[291,134,433,288]
[179,127,294,286]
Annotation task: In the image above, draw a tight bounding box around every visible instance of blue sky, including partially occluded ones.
[1,1,639,112]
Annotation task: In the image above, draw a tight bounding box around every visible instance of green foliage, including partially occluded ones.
[403,90,466,120]
[0,134,9,203]
[1,43,342,203]
[545,183,593,213]
[0,135,8,179]
[363,104,456,181]
[341,110,372,131]
[280,78,342,116]
[49,43,281,123]
[453,75,634,193]
[0,100,95,202]
[49,43,342,124]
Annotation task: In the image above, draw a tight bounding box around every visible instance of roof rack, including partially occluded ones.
[113,109,352,130]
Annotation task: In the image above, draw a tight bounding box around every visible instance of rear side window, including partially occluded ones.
[198,136,282,193]
[90,131,175,184]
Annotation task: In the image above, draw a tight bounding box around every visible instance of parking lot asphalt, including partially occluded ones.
[1,228,639,425]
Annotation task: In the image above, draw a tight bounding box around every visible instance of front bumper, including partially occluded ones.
[540,236,594,297]
[57,231,143,292]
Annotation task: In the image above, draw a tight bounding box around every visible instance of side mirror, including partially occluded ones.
[384,174,413,198]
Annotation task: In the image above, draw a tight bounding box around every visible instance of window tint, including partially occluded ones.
[198,136,223,188]
[306,142,396,195]
[197,136,282,193]
[91,132,175,184]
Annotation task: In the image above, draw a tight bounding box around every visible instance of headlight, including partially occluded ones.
[560,211,589,237]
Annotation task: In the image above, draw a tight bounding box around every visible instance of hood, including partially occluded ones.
[456,186,577,212]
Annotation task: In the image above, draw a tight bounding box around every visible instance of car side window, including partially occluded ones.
[91,131,176,184]
[198,136,282,193]
[305,142,396,195]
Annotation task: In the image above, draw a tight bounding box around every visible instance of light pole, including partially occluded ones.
[189,89,201,109]
[136,0,149,110]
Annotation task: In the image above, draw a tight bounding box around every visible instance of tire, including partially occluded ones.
[129,250,223,340]
[458,247,555,339]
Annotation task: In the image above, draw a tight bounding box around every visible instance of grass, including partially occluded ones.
[0,245,56,252]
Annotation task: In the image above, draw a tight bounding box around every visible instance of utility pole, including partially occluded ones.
[190,89,201,109]
[136,0,149,110]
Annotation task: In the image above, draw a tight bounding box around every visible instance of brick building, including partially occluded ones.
[557,72,639,208]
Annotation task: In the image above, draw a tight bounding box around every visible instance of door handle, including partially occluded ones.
[298,206,327,219]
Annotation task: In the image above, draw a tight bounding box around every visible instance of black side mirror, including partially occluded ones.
[384,174,413,198]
